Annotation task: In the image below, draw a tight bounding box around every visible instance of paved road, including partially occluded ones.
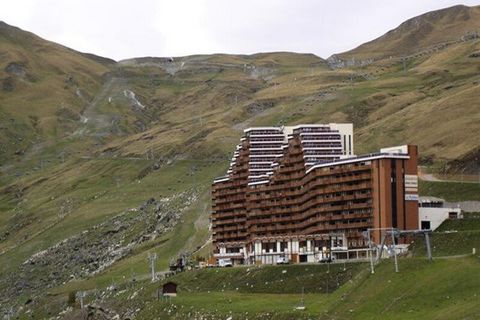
[444,201,480,213]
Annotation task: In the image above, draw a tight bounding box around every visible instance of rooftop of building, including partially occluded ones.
[243,123,352,134]
[305,149,410,174]
[419,196,445,203]
[214,145,413,185]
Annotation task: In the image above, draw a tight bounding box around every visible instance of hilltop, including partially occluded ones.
[330,5,480,64]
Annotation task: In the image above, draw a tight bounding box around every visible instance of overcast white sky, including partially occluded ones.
[2,0,480,61]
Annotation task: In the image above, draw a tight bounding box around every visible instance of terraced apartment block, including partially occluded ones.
[211,124,418,265]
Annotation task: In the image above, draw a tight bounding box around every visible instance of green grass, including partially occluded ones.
[419,179,480,201]
[411,215,480,257]
[437,215,480,231]
[140,292,338,319]
[167,262,364,294]
[411,231,480,257]
[55,256,479,320]
[331,256,480,320]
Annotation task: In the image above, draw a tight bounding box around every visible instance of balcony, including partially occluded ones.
[214,217,247,226]
[213,224,247,232]
[213,180,247,189]
[213,252,244,258]
[214,202,246,211]
[212,211,246,219]
[214,194,245,204]
[213,190,246,199]
[216,232,248,241]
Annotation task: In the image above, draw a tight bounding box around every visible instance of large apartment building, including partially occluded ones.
[211,124,419,265]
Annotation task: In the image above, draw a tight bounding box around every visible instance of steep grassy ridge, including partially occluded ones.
[335,5,480,61]
[0,21,112,164]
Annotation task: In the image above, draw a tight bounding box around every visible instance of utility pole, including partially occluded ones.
[424,232,432,261]
[148,252,158,282]
[78,291,86,309]
[391,228,399,273]
[367,229,375,274]
[131,268,136,282]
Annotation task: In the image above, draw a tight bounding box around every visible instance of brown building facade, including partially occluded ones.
[211,125,418,264]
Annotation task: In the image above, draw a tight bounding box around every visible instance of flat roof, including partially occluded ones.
[419,196,445,203]
[244,123,353,133]
[306,152,409,174]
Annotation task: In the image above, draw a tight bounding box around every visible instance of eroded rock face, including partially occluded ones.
[1,190,198,306]
[2,62,37,91]
[246,100,275,115]
[326,55,375,69]
[5,62,27,77]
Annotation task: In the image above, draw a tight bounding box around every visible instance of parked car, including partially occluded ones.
[218,258,233,267]
[276,256,289,264]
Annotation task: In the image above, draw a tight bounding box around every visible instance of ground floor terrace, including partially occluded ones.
[213,233,374,265]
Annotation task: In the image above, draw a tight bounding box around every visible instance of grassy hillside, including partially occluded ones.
[0,21,113,165]
[411,212,480,257]
[334,5,480,61]
[13,212,480,319]
[16,256,480,319]
[1,4,480,314]
[419,180,480,201]
[166,262,364,294]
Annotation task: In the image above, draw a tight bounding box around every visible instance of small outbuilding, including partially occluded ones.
[162,281,178,297]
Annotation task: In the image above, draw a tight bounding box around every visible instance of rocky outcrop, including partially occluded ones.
[1,191,198,306]
[326,54,375,69]
[5,62,27,77]
[246,100,275,115]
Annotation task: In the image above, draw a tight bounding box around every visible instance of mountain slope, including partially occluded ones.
[331,5,480,63]
[0,21,114,166]
[0,4,480,311]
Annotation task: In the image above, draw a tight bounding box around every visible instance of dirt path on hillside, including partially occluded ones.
[418,166,480,184]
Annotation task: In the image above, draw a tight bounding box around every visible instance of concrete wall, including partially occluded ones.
[330,123,354,156]
[419,207,462,231]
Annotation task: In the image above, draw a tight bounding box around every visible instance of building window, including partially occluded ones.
[421,221,431,230]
